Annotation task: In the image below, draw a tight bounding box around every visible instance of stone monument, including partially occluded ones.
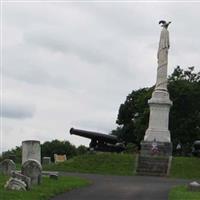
[0,159,16,175]
[22,140,41,164]
[21,159,42,185]
[136,21,173,176]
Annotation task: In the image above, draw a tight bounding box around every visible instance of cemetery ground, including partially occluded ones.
[1,153,200,200]
[0,174,90,200]
[43,153,200,179]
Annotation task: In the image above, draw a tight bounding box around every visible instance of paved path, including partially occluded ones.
[50,172,189,200]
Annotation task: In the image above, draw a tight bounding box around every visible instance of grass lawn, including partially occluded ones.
[0,174,90,200]
[169,185,200,200]
[44,153,135,176]
[170,156,200,179]
[44,153,200,179]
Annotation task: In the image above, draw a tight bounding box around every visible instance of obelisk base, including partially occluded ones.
[136,141,172,176]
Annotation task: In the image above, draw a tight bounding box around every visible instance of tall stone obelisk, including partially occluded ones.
[136,21,173,176]
[144,21,172,142]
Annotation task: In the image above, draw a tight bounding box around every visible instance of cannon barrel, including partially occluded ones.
[70,128,119,144]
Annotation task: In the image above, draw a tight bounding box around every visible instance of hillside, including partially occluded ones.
[44,153,135,176]
[44,153,200,179]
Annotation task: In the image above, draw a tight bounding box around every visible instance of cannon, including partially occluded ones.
[70,128,125,153]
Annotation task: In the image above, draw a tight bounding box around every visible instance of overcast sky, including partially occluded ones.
[1,1,200,153]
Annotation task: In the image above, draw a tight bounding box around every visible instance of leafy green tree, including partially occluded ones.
[112,87,153,146]
[2,146,22,163]
[168,66,200,154]
[112,66,200,155]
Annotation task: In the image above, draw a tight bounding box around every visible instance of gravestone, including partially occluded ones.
[22,140,41,164]
[42,157,51,165]
[54,154,67,163]
[11,171,31,190]
[4,178,27,191]
[21,159,42,185]
[0,159,16,175]
[188,181,200,192]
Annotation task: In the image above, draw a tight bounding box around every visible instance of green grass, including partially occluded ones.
[44,153,200,179]
[169,185,200,200]
[44,153,135,176]
[170,157,200,179]
[0,174,90,200]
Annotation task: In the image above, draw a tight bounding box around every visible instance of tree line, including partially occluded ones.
[1,140,88,163]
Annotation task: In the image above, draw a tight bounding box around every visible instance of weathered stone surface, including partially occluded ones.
[0,159,16,175]
[42,157,51,165]
[54,154,67,163]
[22,140,41,164]
[144,22,172,143]
[136,141,172,176]
[4,178,27,191]
[188,181,200,192]
[140,141,172,157]
[11,171,31,190]
[137,22,173,176]
[21,159,42,185]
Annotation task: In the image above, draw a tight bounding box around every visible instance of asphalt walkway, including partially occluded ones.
[50,172,189,200]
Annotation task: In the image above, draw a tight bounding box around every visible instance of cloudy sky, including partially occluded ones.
[1,1,200,153]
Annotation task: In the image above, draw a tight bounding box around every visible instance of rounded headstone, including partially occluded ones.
[21,159,42,185]
[22,140,41,164]
[0,159,16,175]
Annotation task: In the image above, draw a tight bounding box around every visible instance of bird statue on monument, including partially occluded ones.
[159,20,171,28]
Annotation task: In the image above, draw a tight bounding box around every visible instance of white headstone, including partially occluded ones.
[22,140,41,164]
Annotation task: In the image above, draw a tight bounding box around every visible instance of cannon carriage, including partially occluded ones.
[70,128,125,153]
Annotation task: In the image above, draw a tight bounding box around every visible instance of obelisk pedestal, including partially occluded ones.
[136,21,173,176]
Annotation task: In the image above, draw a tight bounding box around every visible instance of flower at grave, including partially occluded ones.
[151,139,159,155]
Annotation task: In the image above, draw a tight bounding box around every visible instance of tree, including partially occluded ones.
[168,66,200,154]
[41,140,77,161]
[112,66,200,155]
[112,87,153,146]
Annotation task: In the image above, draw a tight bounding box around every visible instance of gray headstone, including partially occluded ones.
[188,181,200,192]
[42,157,51,165]
[21,159,42,185]
[0,159,16,175]
[4,178,27,191]
[11,171,31,190]
[22,140,41,164]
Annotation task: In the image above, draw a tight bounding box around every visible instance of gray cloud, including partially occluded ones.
[2,2,200,152]
[2,102,36,119]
